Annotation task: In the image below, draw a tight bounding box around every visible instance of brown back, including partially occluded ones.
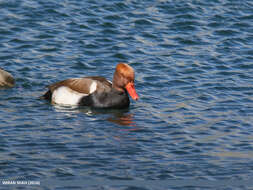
[48,76,112,94]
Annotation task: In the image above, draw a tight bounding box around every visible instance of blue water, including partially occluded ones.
[1,0,253,189]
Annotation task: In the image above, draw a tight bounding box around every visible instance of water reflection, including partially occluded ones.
[52,104,136,127]
[107,113,136,127]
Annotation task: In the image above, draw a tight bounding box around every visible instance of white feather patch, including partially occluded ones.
[89,81,97,94]
[52,86,87,106]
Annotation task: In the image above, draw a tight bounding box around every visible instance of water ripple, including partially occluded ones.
[1,0,253,189]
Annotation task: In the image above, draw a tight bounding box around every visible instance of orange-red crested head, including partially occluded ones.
[113,63,139,100]
[115,63,135,81]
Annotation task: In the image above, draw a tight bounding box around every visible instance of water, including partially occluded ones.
[0,0,253,189]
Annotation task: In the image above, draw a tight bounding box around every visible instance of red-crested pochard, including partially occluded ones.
[43,63,139,109]
[0,68,15,88]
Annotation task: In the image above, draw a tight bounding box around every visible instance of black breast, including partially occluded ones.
[79,89,130,109]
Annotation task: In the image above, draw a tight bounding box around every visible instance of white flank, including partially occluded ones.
[89,81,97,94]
[52,86,87,106]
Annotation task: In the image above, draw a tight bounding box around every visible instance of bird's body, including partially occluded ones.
[43,63,138,109]
[0,68,15,88]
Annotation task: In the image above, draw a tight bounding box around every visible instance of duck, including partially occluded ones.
[42,63,139,109]
[0,68,15,88]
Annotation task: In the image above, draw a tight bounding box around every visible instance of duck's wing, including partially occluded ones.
[48,76,112,94]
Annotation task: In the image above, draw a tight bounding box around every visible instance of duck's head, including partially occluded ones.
[113,63,139,101]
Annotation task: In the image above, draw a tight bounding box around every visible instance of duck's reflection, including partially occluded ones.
[107,113,136,127]
[52,104,137,127]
